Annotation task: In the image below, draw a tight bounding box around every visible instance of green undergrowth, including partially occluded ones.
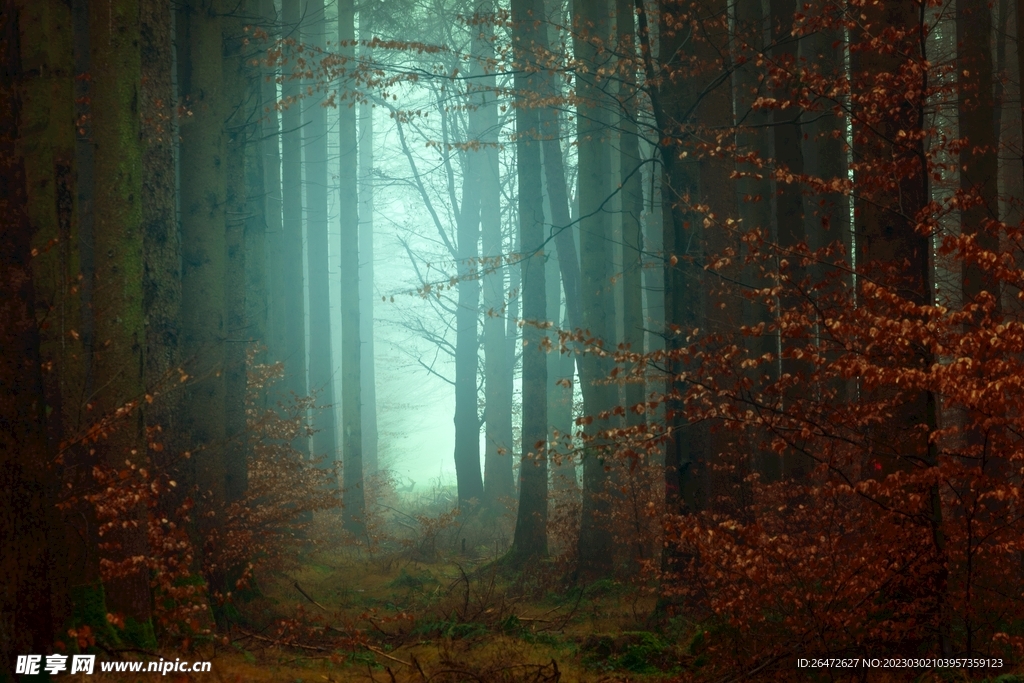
[218,542,682,682]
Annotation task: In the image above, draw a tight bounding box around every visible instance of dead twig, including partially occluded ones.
[292,580,329,612]
[365,644,413,667]
[235,628,329,652]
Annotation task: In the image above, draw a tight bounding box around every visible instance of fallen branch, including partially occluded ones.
[235,628,329,652]
[364,644,412,667]
[292,580,329,612]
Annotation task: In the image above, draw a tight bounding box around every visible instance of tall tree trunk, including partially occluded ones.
[958,0,999,308]
[536,0,581,495]
[1,3,62,669]
[261,0,287,380]
[141,0,182,480]
[617,0,646,426]
[799,1,851,412]
[634,0,705,528]
[66,0,103,606]
[769,0,810,479]
[339,0,365,532]
[453,8,485,510]
[697,0,733,513]
[178,0,228,588]
[280,0,308,442]
[852,0,947,653]
[733,0,779,481]
[17,0,80,629]
[223,0,250,505]
[574,0,617,578]
[89,0,153,636]
[358,1,379,477]
[479,0,514,503]
[511,0,548,560]
[302,0,337,467]
[243,15,268,373]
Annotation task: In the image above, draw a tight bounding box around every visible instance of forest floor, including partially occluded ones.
[66,501,700,682]
[62,501,1022,682]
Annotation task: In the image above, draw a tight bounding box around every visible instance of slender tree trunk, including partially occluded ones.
[697,0,733,513]
[958,0,999,307]
[511,0,548,560]
[223,0,249,505]
[574,0,617,578]
[339,0,365,532]
[358,1,379,477]
[302,0,338,467]
[634,0,705,528]
[1,4,62,669]
[799,2,851,414]
[536,0,581,495]
[16,0,80,629]
[479,0,514,503]
[769,0,810,479]
[261,0,287,379]
[453,8,485,509]
[243,16,268,373]
[178,0,228,588]
[89,0,153,636]
[280,0,308,440]
[617,0,646,425]
[141,0,182,478]
[852,0,948,654]
[733,0,779,481]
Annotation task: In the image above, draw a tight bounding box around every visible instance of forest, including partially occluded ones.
[4,0,1024,679]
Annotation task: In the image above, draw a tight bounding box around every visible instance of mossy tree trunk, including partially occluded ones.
[1,2,62,669]
[177,0,228,586]
[141,0,182,484]
[88,0,154,637]
[16,0,80,630]
[223,0,250,505]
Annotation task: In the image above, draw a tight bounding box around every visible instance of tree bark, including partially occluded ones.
[280,0,309,445]
[479,0,515,503]
[303,0,338,468]
[1,3,62,669]
[89,0,153,635]
[339,0,365,533]
[769,0,810,479]
[617,0,646,427]
[16,0,81,629]
[574,0,617,578]
[223,0,250,505]
[957,0,999,308]
[178,0,228,587]
[510,0,548,561]
[452,5,485,509]
[358,1,379,477]
[141,0,182,481]
[733,0,779,481]
[260,0,287,383]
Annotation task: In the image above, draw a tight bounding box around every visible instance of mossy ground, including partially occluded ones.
[55,504,1024,683]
